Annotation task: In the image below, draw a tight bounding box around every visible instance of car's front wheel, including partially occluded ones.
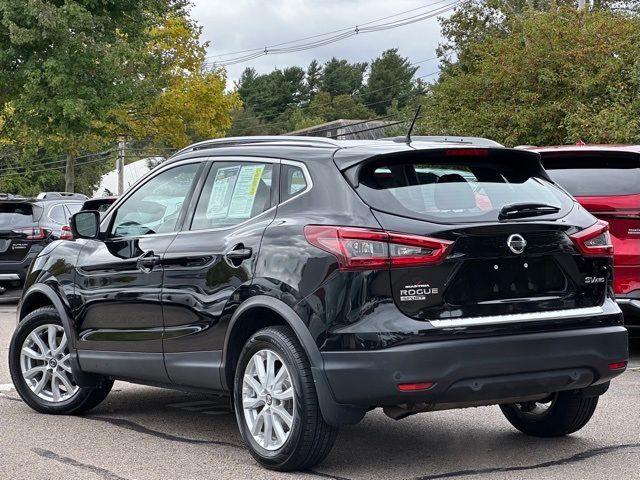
[233,326,337,471]
[500,390,599,437]
[9,306,113,414]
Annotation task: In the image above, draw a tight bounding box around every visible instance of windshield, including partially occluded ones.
[356,161,572,223]
[0,203,34,228]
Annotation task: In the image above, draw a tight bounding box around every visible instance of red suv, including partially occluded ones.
[527,145,640,329]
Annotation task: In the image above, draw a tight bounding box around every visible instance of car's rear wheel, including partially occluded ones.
[233,325,337,471]
[9,306,113,414]
[500,390,599,437]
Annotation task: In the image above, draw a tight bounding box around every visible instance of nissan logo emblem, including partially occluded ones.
[507,234,527,254]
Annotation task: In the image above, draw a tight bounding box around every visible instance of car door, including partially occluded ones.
[161,158,279,390]
[74,161,203,383]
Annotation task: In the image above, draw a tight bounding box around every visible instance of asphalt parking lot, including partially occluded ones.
[0,303,638,480]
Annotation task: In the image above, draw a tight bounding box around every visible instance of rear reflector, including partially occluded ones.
[608,361,627,371]
[569,220,614,257]
[397,382,434,392]
[304,226,453,270]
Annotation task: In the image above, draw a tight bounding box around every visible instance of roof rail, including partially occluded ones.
[381,136,504,147]
[36,192,88,200]
[173,136,342,157]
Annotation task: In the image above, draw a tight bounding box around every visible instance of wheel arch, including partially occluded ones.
[18,283,104,388]
[222,295,365,426]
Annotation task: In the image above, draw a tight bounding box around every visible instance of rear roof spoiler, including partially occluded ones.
[380,136,504,147]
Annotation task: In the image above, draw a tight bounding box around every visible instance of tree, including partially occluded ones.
[420,7,640,146]
[123,14,240,148]
[363,49,418,115]
[307,91,375,122]
[0,0,182,191]
[320,58,367,97]
[236,66,306,120]
[305,59,323,103]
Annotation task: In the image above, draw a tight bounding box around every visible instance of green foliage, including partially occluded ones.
[320,58,367,97]
[422,6,640,146]
[237,66,306,119]
[363,49,419,115]
[0,1,238,195]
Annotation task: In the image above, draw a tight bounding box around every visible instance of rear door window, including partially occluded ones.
[354,153,572,223]
[0,203,34,228]
[191,161,274,230]
[541,154,640,196]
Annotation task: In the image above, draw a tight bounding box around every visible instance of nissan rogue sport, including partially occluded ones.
[9,136,628,471]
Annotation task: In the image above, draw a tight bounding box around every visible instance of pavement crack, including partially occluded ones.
[87,416,244,449]
[32,448,129,480]
[413,442,640,479]
[305,469,354,480]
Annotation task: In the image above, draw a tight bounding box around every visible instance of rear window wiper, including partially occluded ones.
[498,202,560,220]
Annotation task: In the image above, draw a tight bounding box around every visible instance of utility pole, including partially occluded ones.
[65,153,74,193]
[117,136,126,196]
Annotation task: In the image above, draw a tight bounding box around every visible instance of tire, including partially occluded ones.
[9,306,113,415]
[233,325,337,471]
[500,391,599,437]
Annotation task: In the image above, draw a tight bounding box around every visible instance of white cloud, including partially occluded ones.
[190,0,450,88]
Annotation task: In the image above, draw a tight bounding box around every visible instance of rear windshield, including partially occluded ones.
[355,157,572,223]
[541,155,640,196]
[0,203,34,228]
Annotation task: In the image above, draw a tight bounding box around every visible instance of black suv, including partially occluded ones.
[0,192,87,294]
[9,137,628,471]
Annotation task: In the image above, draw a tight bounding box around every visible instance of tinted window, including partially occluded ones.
[111,163,199,237]
[0,203,33,228]
[191,162,273,230]
[356,158,571,223]
[541,153,640,196]
[48,205,67,224]
[546,168,640,196]
[281,165,308,202]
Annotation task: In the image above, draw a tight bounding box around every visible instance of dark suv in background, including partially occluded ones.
[0,192,86,296]
[526,145,640,328]
[9,137,628,471]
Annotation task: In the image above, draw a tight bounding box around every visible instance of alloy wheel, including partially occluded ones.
[242,348,295,451]
[19,324,79,402]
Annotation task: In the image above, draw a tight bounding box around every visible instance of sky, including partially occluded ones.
[190,0,452,89]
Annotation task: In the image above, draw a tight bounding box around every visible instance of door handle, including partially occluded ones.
[225,245,253,266]
[225,247,253,261]
[136,251,161,271]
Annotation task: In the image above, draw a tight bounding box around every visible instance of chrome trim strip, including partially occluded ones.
[0,273,21,281]
[429,306,605,328]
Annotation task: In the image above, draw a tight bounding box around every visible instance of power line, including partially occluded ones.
[204,1,461,68]
[207,3,447,59]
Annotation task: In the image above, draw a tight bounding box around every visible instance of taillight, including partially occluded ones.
[60,225,73,240]
[12,227,49,240]
[303,226,453,270]
[569,220,614,257]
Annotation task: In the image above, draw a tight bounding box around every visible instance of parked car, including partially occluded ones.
[525,145,640,329]
[80,196,117,215]
[9,137,628,471]
[0,193,86,292]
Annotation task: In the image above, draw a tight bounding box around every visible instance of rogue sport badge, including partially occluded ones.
[507,234,527,254]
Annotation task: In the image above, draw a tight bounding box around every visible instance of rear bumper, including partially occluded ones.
[0,248,41,285]
[321,326,628,410]
[618,291,640,327]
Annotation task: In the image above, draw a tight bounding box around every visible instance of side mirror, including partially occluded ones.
[70,211,100,239]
